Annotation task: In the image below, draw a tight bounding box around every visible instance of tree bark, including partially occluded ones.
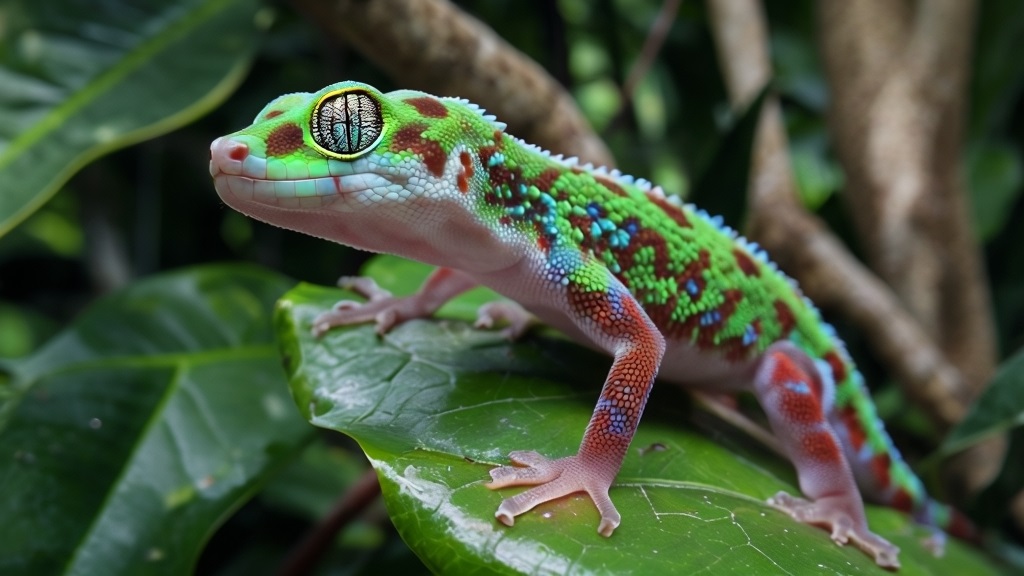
[707,0,976,429]
[818,0,1003,498]
[290,0,613,167]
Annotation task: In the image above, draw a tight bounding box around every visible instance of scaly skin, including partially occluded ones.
[210,81,971,568]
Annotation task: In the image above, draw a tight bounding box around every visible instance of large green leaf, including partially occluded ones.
[278,255,998,574]
[940,348,1024,529]
[0,0,268,237]
[0,264,313,576]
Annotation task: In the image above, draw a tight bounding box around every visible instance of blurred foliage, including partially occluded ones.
[0,0,1022,573]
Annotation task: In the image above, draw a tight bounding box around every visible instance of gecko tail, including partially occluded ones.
[922,499,981,551]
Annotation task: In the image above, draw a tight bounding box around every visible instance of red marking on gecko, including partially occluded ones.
[614,230,677,324]
[532,168,562,192]
[802,430,842,463]
[774,300,797,336]
[594,175,629,197]
[457,151,474,193]
[947,509,979,541]
[264,110,283,119]
[404,96,448,118]
[228,144,248,161]
[391,123,446,177]
[648,195,691,228]
[733,248,760,276]
[870,452,893,489]
[460,151,475,178]
[823,350,848,384]
[488,163,516,189]
[840,405,867,451]
[478,145,498,168]
[890,488,915,513]
[332,176,343,193]
[674,288,747,354]
[266,123,304,157]
[773,358,826,425]
[633,246,708,337]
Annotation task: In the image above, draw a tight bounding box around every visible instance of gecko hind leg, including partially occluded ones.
[753,341,900,570]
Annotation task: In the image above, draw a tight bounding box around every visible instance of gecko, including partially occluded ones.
[209,80,973,569]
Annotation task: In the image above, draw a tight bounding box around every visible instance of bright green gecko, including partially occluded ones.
[210,81,974,569]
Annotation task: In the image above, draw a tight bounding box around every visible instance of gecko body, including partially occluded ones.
[210,81,970,568]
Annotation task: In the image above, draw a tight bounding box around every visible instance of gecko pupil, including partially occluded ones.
[311,90,383,157]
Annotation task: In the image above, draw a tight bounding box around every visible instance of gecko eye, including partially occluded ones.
[310,89,384,159]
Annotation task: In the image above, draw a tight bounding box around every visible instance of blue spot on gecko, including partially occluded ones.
[784,381,811,395]
[742,324,758,346]
[699,309,721,326]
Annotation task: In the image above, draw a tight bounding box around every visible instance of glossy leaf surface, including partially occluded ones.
[0,0,266,236]
[278,255,998,575]
[0,265,312,575]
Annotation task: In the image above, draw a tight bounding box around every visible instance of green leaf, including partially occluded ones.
[0,0,269,237]
[688,84,768,229]
[940,349,1024,531]
[941,348,1024,455]
[278,256,998,574]
[970,0,1024,139]
[967,141,1024,241]
[0,264,313,576]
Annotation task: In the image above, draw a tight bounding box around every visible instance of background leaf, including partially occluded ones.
[941,348,1024,454]
[0,264,313,576]
[940,348,1024,528]
[276,256,998,575]
[0,0,267,237]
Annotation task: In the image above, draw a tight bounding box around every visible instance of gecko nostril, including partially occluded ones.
[228,141,249,161]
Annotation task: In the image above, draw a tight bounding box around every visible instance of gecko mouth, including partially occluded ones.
[209,136,396,210]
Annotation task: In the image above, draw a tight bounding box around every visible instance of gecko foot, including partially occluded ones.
[486,450,621,536]
[769,491,901,569]
[312,276,427,337]
[473,301,536,340]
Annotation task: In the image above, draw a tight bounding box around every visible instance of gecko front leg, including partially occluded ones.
[312,267,477,336]
[487,258,665,536]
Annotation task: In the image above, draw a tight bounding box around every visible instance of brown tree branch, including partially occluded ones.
[621,0,683,105]
[277,468,381,576]
[817,0,1004,500]
[706,0,974,428]
[290,0,613,167]
[818,0,996,395]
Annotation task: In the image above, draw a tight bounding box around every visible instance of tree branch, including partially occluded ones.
[290,0,613,167]
[277,468,381,576]
[818,0,996,395]
[706,0,974,429]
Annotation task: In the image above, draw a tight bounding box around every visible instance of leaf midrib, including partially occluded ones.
[0,0,234,170]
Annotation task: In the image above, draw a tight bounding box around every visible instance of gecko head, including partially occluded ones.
[210,81,498,234]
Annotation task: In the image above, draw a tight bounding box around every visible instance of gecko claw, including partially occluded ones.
[336,276,393,301]
[474,301,536,340]
[769,491,900,569]
[487,451,622,537]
